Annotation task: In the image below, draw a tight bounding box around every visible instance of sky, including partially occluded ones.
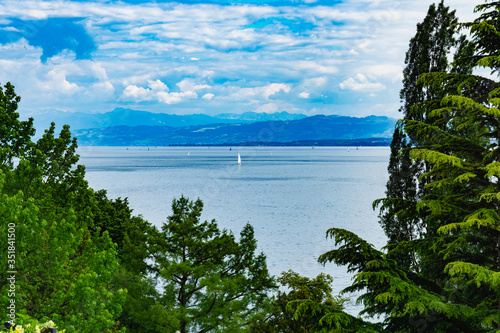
[0,0,479,119]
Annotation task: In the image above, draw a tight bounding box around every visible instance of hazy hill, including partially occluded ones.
[27,108,306,133]
[74,115,396,146]
[215,111,307,122]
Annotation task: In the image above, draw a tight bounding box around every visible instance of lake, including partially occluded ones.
[77,145,389,314]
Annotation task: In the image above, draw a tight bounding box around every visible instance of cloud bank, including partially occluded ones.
[0,0,479,118]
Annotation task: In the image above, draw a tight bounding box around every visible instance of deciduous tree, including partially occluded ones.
[0,85,126,332]
[0,82,34,168]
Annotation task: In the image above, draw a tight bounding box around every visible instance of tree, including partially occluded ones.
[376,1,460,260]
[250,270,380,333]
[375,126,422,271]
[0,82,35,168]
[318,228,479,332]
[0,85,126,332]
[91,190,166,333]
[92,190,152,272]
[0,163,127,333]
[320,1,500,331]
[146,196,276,333]
[399,0,458,121]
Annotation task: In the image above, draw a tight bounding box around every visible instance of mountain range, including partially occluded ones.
[25,108,397,146]
[28,108,307,133]
[72,113,397,146]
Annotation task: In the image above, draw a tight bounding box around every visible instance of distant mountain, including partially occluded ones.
[73,115,397,146]
[214,111,307,122]
[27,108,308,134]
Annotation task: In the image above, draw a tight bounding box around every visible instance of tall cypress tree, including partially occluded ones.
[377,1,459,258]
[320,1,500,331]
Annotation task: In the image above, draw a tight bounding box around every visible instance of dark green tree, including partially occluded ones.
[91,190,165,333]
[0,82,35,168]
[251,270,380,333]
[377,1,459,254]
[147,196,276,333]
[320,1,500,331]
[399,0,458,122]
[318,228,479,332]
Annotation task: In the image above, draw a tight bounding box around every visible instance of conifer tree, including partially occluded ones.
[250,270,381,332]
[320,1,500,331]
[377,1,459,258]
[146,196,276,333]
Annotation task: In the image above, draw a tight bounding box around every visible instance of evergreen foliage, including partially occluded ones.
[321,1,500,331]
[145,196,276,333]
[0,83,280,332]
[251,270,381,332]
[8,1,500,331]
[376,1,460,265]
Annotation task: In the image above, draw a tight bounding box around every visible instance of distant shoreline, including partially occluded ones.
[80,138,392,147]
[169,138,391,147]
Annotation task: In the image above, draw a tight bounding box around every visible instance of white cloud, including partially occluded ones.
[148,79,169,91]
[255,103,280,113]
[123,79,199,104]
[123,85,153,100]
[202,70,214,78]
[339,73,386,92]
[27,9,48,20]
[262,83,290,99]
[122,79,169,100]
[233,83,291,101]
[365,64,403,82]
[91,81,114,94]
[89,62,109,81]
[294,61,338,75]
[177,78,210,92]
[0,0,481,118]
[0,26,20,32]
[43,69,80,94]
[303,77,327,88]
[157,91,197,104]
[122,74,153,86]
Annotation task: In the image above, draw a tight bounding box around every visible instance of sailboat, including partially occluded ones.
[237,153,241,165]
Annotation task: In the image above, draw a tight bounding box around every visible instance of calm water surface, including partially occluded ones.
[78,146,389,314]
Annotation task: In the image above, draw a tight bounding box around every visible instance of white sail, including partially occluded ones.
[238,153,241,165]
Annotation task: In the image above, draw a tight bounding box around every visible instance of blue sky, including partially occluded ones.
[0,0,477,119]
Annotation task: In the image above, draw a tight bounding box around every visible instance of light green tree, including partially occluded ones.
[0,83,126,332]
